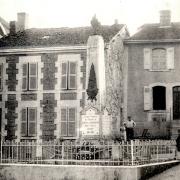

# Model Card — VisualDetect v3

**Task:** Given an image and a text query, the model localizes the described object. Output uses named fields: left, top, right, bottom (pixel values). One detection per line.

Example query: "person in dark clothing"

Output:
left=176, top=135, right=180, bottom=159
left=123, top=116, right=136, bottom=141
left=176, top=135, right=180, bottom=151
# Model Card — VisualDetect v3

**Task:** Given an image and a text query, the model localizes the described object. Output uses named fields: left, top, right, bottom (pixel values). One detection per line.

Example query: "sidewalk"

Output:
left=149, top=164, right=180, bottom=180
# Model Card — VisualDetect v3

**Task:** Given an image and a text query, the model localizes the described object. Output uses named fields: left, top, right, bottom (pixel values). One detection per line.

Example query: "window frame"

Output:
left=60, top=107, right=76, bottom=137
left=151, top=48, right=167, bottom=71
left=22, top=62, right=38, bottom=91
left=21, top=107, right=37, bottom=137
left=152, top=86, right=166, bottom=110
left=144, top=47, right=174, bottom=72
left=61, top=61, right=77, bottom=90
left=144, top=85, right=167, bottom=111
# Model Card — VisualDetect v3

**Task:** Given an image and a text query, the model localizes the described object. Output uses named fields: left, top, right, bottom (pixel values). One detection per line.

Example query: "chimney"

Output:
left=17, top=12, right=29, bottom=31
left=9, top=21, right=16, bottom=34
left=160, top=10, right=171, bottom=27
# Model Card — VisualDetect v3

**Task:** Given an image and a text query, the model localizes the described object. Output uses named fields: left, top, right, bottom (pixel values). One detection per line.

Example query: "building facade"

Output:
left=0, top=13, right=129, bottom=142
left=124, top=10, right=180, bottom=139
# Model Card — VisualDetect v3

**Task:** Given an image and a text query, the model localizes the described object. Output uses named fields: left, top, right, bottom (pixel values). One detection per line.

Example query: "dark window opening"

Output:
left=173, top=86, right=180, bottom=120
left=153, top=86, right=166, bottom=110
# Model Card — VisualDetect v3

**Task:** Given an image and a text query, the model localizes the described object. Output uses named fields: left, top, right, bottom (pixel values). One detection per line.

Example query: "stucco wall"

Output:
left=126, top=43, right=180, bottom=136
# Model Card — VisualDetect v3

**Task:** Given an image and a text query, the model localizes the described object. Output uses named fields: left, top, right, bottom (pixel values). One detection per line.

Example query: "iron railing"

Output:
left=0, top=140, right=176, bottom=166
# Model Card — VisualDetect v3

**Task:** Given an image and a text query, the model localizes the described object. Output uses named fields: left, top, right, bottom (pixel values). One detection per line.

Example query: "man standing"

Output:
left=123, top=116, right=136, bottom=141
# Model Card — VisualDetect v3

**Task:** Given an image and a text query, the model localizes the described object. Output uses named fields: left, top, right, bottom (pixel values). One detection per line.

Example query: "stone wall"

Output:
left=0, top=162, right=178, bottom=180
left=41, top=54, right=57, bottom=90
left=0, top=165, right=140, bottom=180
left=41, top=93, right=57, bottom=141
left=0, top=48, right=87, bottom=141
left=5, top=94, right=18, bottom=140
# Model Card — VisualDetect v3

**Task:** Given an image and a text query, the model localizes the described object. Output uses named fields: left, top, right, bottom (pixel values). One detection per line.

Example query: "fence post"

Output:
left=131, top=140, right=134, bottom=166
left=62, top=141, right=64, bottom=165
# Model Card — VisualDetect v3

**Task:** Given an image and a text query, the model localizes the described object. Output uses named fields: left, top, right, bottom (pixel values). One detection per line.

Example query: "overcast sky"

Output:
left=0, top=0, right=180, bottom=34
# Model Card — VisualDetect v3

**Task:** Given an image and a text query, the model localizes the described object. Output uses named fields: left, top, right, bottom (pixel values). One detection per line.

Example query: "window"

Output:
left=173, top=86, right=180, bottom=120
left=21, top=107, right=37, bottom=137
left=61, top=107, right=76, bottom=137
left=0, top=64, right=3, bottom=91
left=144, top=47, right=174, bottom=71
left=61, top=61, right=77, bottom=90
left=153, top=86, right=166, bottom=110
left=22, top=63, right=38, bottom=90
left=144, top=86, right=166, bottom=111
left=152, top=49, right=166, bottom=70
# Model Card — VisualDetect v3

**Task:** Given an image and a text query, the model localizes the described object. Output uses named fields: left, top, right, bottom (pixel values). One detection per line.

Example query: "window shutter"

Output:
left=0, top=64, right=3, bottom=91
left=68, top=108, right=76, bottom=136
left=61, top=108, right=67, bottom=136
left=167, top=47, right=174, bottom=69
left=28, top=108, right=37, bottom=136
left=69, top=62, right=77, bottom=89
left=144, top=48, right=151, bottom=70
left=144, top=86, right=152, bottom=110
left=29, top=63, right=38, bottom=90
left=61, top=62, right=67, bottom=89
left=21, top=108, right=27, bottom=136
left=22, top=63, right=28, bottom=90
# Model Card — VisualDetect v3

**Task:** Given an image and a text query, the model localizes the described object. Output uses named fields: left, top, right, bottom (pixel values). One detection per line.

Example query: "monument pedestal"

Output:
left=80, top=105, right=112, bottom=140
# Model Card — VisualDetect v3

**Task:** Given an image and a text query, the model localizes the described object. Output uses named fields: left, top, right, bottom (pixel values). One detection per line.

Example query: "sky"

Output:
left=0, top=0, right=180, bottom=35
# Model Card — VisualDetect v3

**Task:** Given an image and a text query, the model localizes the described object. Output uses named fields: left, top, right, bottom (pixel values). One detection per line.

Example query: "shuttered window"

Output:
left=21, top=108, right=27, bottom=136
left=22, top=63, right=38, bottom=90
left=144, top=47, right=174, bottom=71
left=28, top=108, right=37, bottom=136
left=144, top=48, right=151, bottom=70
left=144, top=86, right=152, bottom=110
left=29, top=63, right=38, bottom=90
left=21, top=107, right=37, bottom=137
left=61, top=108, right=67, bottom=136
left=22, top=63, right=28, bottom=90
left=60, top=107, right=76, bottom=137
left=0, top=64, right=3, bottom=91
left=61, top=61, right=77, bottom=90
left=68, top=108, right=76, bottom=136
left=61, top=63, right=68, bottom=89
left=167, top=47, right=174, bottom=69
left=69, top=62, right=77, bottom=89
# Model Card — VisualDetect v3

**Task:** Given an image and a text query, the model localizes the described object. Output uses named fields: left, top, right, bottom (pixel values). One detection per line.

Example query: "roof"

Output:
left=0, top=24, right=125, bottom=47
left=127, top=22, right=180, bottom=41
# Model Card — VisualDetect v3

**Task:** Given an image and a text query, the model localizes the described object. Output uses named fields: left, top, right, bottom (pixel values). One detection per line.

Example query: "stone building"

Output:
left=124, top=9, right=180, bottom=138
left=0, top=13, right=129, bottom=142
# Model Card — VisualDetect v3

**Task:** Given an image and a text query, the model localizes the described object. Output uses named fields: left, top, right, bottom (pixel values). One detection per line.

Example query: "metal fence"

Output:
left=0, top=140, right=177, bottom=166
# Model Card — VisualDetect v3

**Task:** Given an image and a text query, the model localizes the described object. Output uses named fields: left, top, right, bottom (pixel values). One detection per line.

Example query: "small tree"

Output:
left=86, top=63, right=98, bottom=102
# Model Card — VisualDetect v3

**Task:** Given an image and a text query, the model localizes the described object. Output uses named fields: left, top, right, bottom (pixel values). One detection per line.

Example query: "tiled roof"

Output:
left=128, top=23, right=180, bottom=40
left=0, top=24, right=124, bottom=47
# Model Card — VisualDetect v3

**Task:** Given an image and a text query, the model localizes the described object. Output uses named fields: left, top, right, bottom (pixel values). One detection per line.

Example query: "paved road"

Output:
left=149, top=164, right=180, bottom=180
